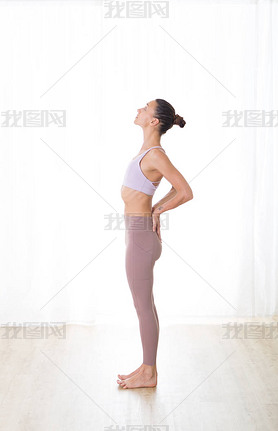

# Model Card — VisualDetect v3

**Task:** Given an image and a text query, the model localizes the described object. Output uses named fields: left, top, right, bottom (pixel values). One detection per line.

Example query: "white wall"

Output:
left=0, top=0, right=277, bottom=325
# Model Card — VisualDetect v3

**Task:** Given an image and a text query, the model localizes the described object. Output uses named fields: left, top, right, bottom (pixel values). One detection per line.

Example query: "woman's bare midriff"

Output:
left=121, top=185, right=153, bottom=216
left=121, top=150, right=164, bottom=216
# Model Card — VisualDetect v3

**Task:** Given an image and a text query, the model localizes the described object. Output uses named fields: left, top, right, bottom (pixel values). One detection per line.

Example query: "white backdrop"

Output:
left=0, top=0, right=277, bottom=326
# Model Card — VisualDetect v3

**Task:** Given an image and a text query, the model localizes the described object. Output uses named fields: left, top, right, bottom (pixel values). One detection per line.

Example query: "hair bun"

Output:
left=173, top=114, right=186, bottom=128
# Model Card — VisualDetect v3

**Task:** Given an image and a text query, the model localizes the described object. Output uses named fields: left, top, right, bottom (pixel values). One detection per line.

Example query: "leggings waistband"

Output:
left=124, top=215, right=153, bottom=231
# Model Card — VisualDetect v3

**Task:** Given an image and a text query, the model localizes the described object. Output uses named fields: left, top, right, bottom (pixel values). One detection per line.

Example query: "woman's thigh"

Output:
left=125, top=230, right=162, bottom=284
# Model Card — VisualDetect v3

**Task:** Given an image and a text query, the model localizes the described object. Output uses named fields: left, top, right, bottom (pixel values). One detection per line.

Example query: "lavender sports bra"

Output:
left=122, top=146, right=166, bottom=196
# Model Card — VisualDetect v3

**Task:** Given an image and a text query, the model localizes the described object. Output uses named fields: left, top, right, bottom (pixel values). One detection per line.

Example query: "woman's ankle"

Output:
left=142, top=363, right=157, bottom=373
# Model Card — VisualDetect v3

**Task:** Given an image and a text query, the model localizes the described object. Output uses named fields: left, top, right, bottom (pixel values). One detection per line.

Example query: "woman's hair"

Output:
left=154, top=98, right=186, bottom=136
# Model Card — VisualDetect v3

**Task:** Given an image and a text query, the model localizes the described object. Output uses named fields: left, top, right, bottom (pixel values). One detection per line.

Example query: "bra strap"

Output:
left=144, top=146, right=165, bottom=154
left=137, top=146, right=166, bottom=161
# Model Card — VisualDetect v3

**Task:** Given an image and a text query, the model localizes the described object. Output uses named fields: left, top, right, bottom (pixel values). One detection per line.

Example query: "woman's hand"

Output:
left=151, top=209, right=162, bottom=242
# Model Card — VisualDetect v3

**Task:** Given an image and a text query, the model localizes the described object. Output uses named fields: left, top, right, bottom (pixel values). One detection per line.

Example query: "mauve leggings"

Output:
left=124, top=215, right=162, bottom=366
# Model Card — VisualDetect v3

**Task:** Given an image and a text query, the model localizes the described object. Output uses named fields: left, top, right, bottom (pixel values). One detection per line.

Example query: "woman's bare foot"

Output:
left=117, top=364, right=157, bottom=389
left=117, top=363, right=144, bottom=380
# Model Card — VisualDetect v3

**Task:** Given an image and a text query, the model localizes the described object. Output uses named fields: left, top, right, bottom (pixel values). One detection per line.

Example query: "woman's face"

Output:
left=134, top=100, right=157, bottom=127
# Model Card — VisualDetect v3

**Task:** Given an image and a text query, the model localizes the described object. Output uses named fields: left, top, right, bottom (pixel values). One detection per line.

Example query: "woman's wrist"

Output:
left=152, top=206, right=163, bottom=215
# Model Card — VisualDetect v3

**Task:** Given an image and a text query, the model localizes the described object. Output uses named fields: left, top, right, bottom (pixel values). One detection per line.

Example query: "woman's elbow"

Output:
left=181, top=191, right=193, bottom=203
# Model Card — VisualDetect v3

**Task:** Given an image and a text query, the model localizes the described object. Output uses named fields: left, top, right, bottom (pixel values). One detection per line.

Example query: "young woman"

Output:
left=118, top=99, right=193, bottom=389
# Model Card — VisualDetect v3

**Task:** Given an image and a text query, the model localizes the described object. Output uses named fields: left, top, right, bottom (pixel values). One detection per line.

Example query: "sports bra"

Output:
left=122, top=146, right=166, bottom=196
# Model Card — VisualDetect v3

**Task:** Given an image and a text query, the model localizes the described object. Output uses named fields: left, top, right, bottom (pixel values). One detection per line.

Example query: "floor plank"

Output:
left=0, top=321, right=277, bottom=431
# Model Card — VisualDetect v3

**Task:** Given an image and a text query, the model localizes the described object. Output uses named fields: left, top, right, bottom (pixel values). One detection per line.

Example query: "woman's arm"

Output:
left=150, top=152, right=193, bottom=216
left=151, top=185, right=192, bottom=240
left=152, top=188, right=192, bottom=216
left=152, top=186, right=177, bottom=213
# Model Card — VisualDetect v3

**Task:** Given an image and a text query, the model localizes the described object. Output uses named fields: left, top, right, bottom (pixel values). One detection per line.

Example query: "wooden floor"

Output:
left=0, top=321, right=277, bottom=431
